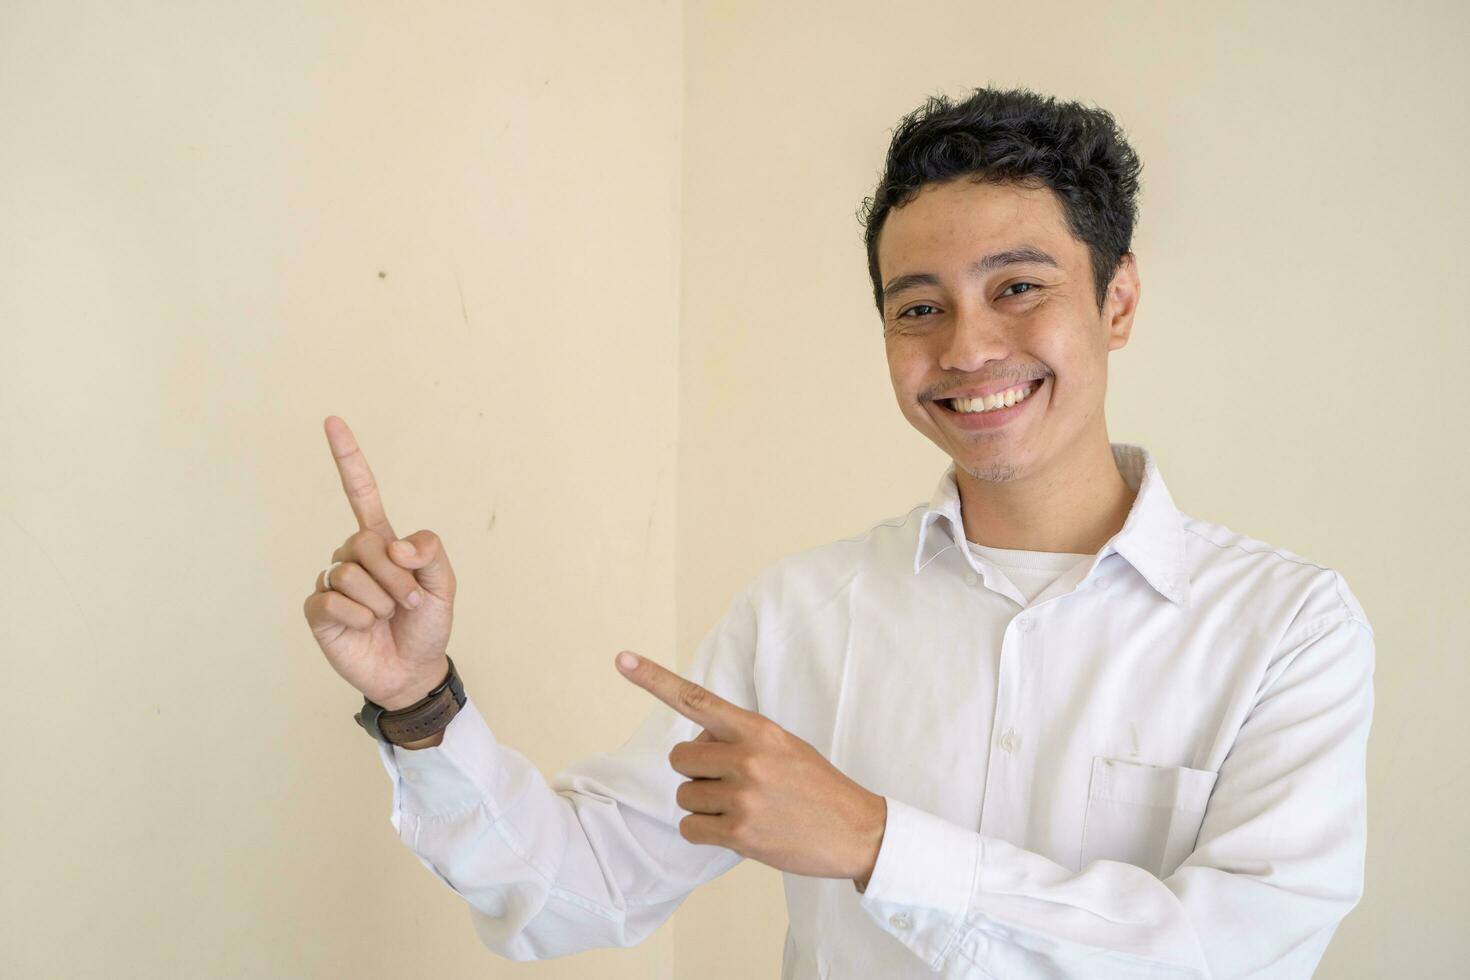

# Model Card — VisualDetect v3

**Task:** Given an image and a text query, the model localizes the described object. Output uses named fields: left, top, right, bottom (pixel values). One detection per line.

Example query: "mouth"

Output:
left=934, top=377, right=1045, bottom=429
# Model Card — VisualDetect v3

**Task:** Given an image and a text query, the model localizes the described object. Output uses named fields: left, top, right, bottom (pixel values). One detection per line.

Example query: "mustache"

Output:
left=928, top=370, right=1051, bottom=400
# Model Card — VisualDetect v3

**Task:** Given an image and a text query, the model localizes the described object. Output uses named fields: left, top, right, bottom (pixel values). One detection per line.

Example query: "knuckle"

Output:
left=323, top=591, right=369, bottom=628
left=344, top=472, right=377, bottom=502
left=348, top=528, right=383, bottom=553
left=321, top=591, right=347, bottom=621
left=677, top=682, right=711, bottom=713
left=752, top=729, right=783, bottom=759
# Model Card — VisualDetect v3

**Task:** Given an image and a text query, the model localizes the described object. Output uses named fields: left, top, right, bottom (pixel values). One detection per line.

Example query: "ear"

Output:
left=1104, top=252, right=1140, bottom=352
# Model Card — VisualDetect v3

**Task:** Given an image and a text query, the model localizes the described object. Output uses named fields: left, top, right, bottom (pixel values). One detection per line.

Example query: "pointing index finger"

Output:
left=616, top=651, right=747, bottom=742
left=323, top=415, right=397, bottom=540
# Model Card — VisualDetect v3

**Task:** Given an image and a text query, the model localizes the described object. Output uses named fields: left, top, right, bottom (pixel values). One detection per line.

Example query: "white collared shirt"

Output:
left=376, top=442, right=1375, bottom=978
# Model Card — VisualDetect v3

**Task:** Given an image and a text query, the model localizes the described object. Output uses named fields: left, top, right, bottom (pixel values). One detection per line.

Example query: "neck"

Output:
left=954, top=435, right=1136, bottom=555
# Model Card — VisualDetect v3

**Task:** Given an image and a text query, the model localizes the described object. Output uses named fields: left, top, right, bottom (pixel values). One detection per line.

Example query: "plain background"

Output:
left=2, top=0, right=1465, bottom=976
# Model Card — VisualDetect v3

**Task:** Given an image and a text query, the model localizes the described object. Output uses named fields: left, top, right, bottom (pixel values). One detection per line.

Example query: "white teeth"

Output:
left=952, top=380, right=1038, bottom=414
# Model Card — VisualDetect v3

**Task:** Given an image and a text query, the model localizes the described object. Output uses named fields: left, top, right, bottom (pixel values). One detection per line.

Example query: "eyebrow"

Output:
left=882, top=246, right=1061, bottom=304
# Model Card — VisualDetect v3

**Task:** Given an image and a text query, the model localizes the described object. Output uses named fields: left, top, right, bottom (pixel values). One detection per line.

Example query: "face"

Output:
left=877, top=178, right=1139, bottom=485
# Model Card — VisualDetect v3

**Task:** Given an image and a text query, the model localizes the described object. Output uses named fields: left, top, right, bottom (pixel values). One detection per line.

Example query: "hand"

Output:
left=301, top=416, right=458, bottom=710
left=614, top=650, right=887, bottom=884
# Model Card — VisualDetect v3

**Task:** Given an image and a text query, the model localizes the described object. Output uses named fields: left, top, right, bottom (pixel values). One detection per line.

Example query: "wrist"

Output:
left=853, top=792, right=887, bottom=891
left=378, top=658, right=451, bottom=710
left=355, top=655, right=464, bottom=748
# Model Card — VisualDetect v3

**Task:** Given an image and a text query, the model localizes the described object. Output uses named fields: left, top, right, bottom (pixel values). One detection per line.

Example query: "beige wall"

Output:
left=1, top=0, right=1464, bottom=976
left=0, top=2, right=683, bottom=977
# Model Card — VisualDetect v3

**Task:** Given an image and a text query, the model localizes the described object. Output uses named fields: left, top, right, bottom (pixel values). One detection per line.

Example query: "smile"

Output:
left=935, top=378, right=1045, bottom=429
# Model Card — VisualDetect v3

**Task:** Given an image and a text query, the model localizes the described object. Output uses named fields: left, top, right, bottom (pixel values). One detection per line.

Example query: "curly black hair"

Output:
left=857, top=86, right=1143, bottom=316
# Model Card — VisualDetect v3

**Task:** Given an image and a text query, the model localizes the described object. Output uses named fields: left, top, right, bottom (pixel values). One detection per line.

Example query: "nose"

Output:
left=937, top=306, right=1012, bottom=374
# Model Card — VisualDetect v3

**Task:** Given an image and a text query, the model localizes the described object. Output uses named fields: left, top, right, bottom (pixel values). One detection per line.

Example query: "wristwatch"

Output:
left=355, top=655, right=466, bottom=747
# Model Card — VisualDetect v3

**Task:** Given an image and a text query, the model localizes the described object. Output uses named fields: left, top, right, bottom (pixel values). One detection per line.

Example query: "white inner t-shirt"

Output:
left=965, top=540, right=1094, bottom=606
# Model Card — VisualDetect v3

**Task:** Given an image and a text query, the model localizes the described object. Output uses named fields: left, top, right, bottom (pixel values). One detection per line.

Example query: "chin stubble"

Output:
left=961, top=460, right=1022, bottom=484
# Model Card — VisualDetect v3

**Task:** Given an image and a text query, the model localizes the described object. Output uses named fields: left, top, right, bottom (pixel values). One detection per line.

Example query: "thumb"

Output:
left=388, top=530, right=456, bottom=598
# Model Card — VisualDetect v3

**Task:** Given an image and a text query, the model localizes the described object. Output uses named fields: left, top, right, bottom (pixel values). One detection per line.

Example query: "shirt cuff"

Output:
left=373, top=694, right=504, bottom=818
left=856, top=796, right=980, bottom=969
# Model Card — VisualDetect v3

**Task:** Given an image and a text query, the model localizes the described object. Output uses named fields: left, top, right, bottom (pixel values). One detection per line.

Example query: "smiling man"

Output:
left=318, top=86, right=1375, bottom=979
left=879, top=177, right=1139, bottom=557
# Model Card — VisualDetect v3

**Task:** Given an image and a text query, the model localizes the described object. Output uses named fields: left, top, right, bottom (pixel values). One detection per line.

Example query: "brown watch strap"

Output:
left=376, top=663, right=463, bottom=745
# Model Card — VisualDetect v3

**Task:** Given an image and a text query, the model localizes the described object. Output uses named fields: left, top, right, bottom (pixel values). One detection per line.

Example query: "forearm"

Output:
left=382, top=696, right=741, bottom=959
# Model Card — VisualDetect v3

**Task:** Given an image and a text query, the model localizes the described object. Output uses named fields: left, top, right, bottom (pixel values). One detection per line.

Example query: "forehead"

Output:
left=877, top=178, right=1079, bottom=273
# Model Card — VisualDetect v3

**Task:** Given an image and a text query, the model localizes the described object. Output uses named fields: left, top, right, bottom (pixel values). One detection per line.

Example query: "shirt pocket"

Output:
left=1078, top=755, right=1219, bottom=879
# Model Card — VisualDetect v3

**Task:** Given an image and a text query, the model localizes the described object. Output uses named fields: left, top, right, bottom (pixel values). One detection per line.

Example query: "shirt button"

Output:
left=1016, top=617, right=1034, bottom=632
left=402, top=769, right=420, bottom=783
left=1000, top=730, right=1021, bottom=753
left=1096, top=577, right=1111, bottom=589
left=964, top=571, right=979, bottom=586
left=889, top=912, right=912, bottom=929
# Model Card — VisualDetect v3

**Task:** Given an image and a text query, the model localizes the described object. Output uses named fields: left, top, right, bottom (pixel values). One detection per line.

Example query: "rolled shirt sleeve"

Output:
left=373, top=589, right=760, bottom=960
left=857, top=611, right=1375, bottom=979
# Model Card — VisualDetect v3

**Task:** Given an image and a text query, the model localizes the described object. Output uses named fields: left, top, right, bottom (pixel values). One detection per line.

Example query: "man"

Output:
left=303, top=86, right=1374, bottom=978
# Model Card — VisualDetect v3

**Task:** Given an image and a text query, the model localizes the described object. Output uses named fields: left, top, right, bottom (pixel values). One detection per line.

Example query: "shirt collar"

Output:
left=913, top=442, right=1191, bottom=607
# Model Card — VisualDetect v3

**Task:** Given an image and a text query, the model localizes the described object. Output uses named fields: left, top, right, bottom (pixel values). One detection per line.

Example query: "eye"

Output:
left=1003, top=282, right=1041, bottom=297
left=898, top=304, right=939, bottom=319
